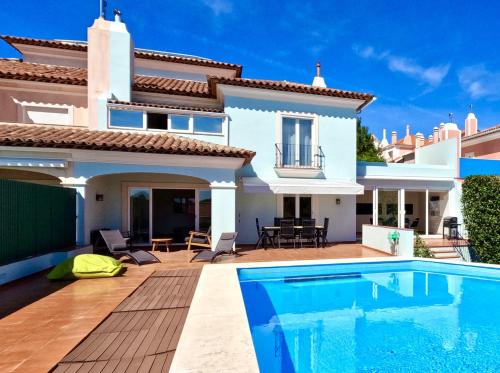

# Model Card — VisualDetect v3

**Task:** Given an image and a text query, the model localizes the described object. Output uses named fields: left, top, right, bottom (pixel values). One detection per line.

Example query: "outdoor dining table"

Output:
left=256, top=225, right=325, bottom=249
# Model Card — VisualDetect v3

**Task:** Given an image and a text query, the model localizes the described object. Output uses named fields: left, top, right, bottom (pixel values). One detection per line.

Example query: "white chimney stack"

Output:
left=465, top=112, right=478, bottom=137
left=312, top=61, right=327, bottom=88
left=87, top=9, right=133, bottom=130
left=415, top=132, right=424, bottom=148
left=379, top=128, right=389, bottom=148
left=391, top=131, right=397, bottom=144
left=433, top=127, right=439, bottom=143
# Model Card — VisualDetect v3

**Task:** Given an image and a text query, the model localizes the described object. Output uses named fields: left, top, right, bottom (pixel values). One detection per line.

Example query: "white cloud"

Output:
left=202, top=0, right=233, bottom=16
left=458, top=64, right=500, bottom=100
left=353, top=45, right=450, bottom=87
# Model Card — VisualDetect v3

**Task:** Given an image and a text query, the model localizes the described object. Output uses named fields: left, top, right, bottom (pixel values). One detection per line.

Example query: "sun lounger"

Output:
left=99, top=230, right=160, bottom=265
left=190, top=232, right=238, bottom=263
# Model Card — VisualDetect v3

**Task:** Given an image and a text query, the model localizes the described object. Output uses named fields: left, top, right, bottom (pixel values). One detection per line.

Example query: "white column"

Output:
left=60, top=177, right=88, bottom=245
left=425, top=189, right=429, bottom=236
left=373, top=188, right=379, bottom=225
left=210, top=181, right=237, bottom=250
left=399, top=188, right=405, bottom=228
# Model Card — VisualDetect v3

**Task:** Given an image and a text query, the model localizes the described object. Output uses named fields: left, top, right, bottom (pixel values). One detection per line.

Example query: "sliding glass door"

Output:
left=129, top=188, right=150, bottom=243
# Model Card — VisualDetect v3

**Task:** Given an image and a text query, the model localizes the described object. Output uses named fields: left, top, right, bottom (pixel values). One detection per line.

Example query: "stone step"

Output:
left=432, top=251, right=461, bottom=259
left=429, top=246, right=456, bottom=253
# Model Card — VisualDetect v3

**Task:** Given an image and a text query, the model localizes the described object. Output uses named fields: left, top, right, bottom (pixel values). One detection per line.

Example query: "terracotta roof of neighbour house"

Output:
left=207, top=76, right=375, bottom=110
left=1, top=36, right=243, bottom=76
left=0, top=123, right=255, bottom=163
left=133, top=75, right=210, bottom=97
left=462, top=124, right=500, bottom=140
left=108, top=100, right=223, bottom=113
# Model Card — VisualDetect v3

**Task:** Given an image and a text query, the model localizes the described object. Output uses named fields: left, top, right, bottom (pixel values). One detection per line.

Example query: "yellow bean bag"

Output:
left=47, top=254, right=123, bottom=280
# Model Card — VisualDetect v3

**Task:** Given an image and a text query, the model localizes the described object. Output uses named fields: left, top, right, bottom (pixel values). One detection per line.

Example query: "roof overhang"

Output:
left=215, top=84, right=368, bottom=111
left=241, top=176, right=364, bottom=195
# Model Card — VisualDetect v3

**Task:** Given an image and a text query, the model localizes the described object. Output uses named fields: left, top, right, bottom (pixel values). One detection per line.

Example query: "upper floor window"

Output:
left=109, top=109, right=144, bottom=129
left=193, top=116, right=223, bottom=134
left=108, top=107, right=224, bottom=135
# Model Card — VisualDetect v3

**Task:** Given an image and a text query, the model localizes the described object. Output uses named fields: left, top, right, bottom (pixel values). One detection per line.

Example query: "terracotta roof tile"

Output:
left=462, top=124, right=500, bottom=140
left=133, top=75, right=210, bottom=97
left=208, top=76, right=374, bottom=109
left=1, top=35, right=243, bottom=76
left=0, top=123, right=255, bottom=163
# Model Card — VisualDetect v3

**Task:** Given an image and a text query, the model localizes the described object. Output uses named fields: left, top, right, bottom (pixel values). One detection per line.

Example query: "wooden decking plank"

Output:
left=52, top=363, right=71, bottom=373
left=121, top=329, right=150, bottom=359
left=132, top=309, right=174, bottom=358
left=144, top=308, right=179, bottom=355
left=84, top=332, right=122, bottom=362
left=110, top=357, right=132, bottom=373
left=75, top=361, right=98, bottom=373
left=61, top=362, right=84, bottom=373
left=154, top=307, right=186, bottom=354
left=62, top=333, right=101, bottom=362
left=87, top=360, right=108, bottom=373
left=106, top=330, right=141, bottom=361
left=167, top=308, right=190, bottom=351
left=135, top=355, right=156, bottom=373
left=97, top=332, right=129, bottom=362
left=96, top=358, right=120, bottom=373
left=149, top=353, right=168, bottom=373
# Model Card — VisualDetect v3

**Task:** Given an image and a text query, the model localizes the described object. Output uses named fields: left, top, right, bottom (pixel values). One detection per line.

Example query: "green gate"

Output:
left=0, top=179, right=76, bottom=266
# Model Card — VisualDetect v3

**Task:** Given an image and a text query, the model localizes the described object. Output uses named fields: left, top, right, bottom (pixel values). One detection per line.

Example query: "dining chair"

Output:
left=321, top=217, right=330, bottom=247
left=300, top=219, right=316, bottom=247
left=278, top=219, right=296, bottom=248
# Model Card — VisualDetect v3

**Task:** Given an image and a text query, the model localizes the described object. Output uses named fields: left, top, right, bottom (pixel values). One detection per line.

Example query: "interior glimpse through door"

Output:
left=129, top=188, right=150, bottom=243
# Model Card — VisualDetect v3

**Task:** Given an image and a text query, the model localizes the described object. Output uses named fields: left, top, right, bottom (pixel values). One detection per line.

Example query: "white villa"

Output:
left=0, top=12, right=465, bottom=257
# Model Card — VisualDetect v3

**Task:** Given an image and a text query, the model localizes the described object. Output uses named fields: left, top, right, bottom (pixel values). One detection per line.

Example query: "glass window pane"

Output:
left=193, top=116, right=223, bottom=133
left=379, top=190, right=398, bottom=227
left=299, top=196, right=312, bottom=219
left=199, top=190, right=211, bottom=231
left=282, top=118, right=296, bottom=166
left=283, top=196, right=296, bottom=218
left=109, top=109, right=143, bottom=128
left=299, top=119, right=312, bottom=166
left=170, top=115, right=190, bottom=131
left=129, top=188, right=150, bottom=243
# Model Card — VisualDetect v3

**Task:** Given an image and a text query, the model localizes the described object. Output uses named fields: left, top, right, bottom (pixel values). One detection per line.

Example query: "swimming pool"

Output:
left=238, top=260, right=500, bottom=372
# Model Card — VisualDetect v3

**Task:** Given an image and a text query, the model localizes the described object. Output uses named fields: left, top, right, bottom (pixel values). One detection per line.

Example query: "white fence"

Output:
left=362, top=224, right=414, bottom=256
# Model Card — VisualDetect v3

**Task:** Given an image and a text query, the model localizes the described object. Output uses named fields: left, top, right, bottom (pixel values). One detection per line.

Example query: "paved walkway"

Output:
left=0, top=243, right=388, bottom=372
left=53, top=268, right=201, bottom=373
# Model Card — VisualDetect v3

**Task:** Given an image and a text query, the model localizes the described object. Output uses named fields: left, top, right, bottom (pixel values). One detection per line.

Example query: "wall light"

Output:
left=96, top=194, right=104, bottom=202
left=336, top=198, right=341, bottom=205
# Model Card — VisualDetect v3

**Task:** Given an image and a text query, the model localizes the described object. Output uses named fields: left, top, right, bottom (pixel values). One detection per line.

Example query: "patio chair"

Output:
left=255, top=218, right=274, bottom=249
left=278, top=219, right=296, bottom=248
left=190, top=232, right=238, bottom=263
left=410, top=218, right=420, bottom=229
left=321, top=217, right=330, bottom=247
left=299, top=219, right=317, bottom=248
left=185, top=227, right=211, bottom=251
left=99, top=230, right=160, bottom=265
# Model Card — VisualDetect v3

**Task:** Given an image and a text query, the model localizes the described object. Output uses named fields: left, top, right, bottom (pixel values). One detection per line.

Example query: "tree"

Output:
left=356, top=118, right=384, bottom=162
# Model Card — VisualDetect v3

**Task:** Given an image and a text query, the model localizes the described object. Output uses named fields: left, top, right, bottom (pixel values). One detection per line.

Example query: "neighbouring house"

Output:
left=0, top=11, right=468, bottom=268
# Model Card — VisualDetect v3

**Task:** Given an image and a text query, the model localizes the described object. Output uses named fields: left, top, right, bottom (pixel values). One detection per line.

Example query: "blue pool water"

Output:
left=238, top=261, right=500, bottom=372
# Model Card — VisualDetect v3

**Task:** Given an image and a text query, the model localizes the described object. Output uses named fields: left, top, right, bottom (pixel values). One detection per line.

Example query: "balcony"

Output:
left=275, top=143, right=324, bottom=177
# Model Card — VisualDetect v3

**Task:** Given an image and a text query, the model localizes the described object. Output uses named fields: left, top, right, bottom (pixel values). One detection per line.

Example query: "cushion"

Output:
left=47, top=254, right=123, bottom=280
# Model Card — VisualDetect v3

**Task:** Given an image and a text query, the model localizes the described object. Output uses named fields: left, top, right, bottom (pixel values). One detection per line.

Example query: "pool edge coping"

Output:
left=169, top=256, right=500, bottom=372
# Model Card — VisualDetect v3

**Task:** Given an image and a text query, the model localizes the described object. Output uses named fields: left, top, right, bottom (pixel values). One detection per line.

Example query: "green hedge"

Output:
left=461, top=176, right=500, bottom=264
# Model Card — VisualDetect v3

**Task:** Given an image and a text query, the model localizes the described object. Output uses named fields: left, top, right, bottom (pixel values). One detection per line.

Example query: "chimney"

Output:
left=379, top=128, right=389, bottom=148
left=391, top=130, right=397, bottom=144
left=439, top=123, right=445, bottom=141
left=415, top=132, right=424, bottom=148
left=87, top=9, right=133, bottom=130
left=404, top=124, right=412, bottom=144
left=465, top=112, right=478, bottom=137
left=433, top=127, right=439, bottom=143
left=428, top=134, right=433, bottom=142
left=311, top=61, right=327, bottom=88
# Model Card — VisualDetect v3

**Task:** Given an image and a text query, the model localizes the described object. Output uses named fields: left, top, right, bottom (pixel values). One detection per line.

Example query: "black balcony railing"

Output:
left=275, top=143, right=324, bottom=169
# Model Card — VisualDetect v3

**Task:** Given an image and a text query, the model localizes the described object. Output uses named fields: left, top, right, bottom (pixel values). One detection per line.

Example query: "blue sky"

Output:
left=1, top=0, right=499, bottom=139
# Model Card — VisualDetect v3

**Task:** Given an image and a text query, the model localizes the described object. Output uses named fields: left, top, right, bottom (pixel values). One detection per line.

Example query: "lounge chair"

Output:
left=99, top=230, right=160, bottom=265
left=190, top=232, right=238, bottom=263
left=185, top=227, right=211, bottom=251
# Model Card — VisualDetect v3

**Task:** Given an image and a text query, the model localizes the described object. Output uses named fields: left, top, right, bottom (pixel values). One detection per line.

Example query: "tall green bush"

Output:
left=461, top=176, right=500, bottom=264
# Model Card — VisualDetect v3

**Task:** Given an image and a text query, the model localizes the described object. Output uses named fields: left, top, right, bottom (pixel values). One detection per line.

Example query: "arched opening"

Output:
left=86, top=172, right=212, bottom=245
left=0, top=168, right=61, bottom=186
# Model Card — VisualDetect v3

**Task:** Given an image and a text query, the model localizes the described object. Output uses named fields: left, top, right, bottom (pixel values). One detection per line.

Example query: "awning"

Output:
left=241, top=177, right=364, bottom=195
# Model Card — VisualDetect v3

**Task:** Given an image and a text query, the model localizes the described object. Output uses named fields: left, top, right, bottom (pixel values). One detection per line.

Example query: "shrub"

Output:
left=414, top=232, right=434, bottom=258
left=461, top=176, right=500, bottom=264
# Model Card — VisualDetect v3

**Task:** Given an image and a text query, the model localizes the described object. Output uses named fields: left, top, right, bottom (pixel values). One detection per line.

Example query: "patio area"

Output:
left=0, top=243, right=389, bottom=372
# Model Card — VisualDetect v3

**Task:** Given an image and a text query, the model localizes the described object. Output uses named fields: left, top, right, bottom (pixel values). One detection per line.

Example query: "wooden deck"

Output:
left=52, top=268, right=201, bottom=373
